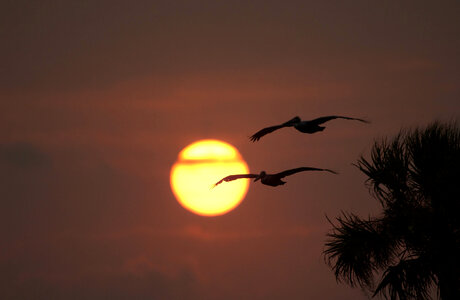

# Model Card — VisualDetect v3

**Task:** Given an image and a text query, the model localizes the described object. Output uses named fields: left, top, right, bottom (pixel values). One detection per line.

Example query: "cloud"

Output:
left=97, top=224, right=313, bottom=242
left=0, top=267, right=197, bottom=300
left=0, top=142, right=50, bottom=169
left=179, top=224, right=312, bottom=241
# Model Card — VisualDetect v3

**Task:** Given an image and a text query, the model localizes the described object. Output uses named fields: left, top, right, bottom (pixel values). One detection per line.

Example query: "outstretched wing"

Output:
left=213, top=174, right=258, bottom=187
left=311, top=115, right=370, bottom=125
left=249, top=125, right=287, bottom=142
left=276, top=167, right=338, bottom=178
left=249, top=116, right=301, bottom=142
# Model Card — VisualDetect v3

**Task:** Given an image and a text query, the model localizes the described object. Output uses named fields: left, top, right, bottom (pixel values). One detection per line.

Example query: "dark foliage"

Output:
left=324, top=122, right=460, bottom=299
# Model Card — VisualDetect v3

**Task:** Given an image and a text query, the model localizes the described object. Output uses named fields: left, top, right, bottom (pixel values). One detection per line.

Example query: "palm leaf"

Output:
left=324, top=213, right=396, bottom=289
left=373, top=257, right=435, bottom=300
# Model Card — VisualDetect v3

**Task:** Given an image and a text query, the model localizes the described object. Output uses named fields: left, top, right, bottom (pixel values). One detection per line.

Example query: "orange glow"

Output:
left=170, top=139, right=250, bottom=216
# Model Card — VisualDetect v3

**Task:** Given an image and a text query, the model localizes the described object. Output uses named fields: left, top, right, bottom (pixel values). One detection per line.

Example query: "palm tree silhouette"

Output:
left=324, top=122, right=460, bottom=299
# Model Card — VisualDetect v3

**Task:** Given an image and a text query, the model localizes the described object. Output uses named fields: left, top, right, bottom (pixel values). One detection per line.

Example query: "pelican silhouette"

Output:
left=213, top=167, right=337, bottom=188
left=249, top=115, right=370, bottom=142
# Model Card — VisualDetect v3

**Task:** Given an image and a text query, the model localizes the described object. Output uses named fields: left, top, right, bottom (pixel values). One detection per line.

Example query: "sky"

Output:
left=1, top=1, right=459, bottom=299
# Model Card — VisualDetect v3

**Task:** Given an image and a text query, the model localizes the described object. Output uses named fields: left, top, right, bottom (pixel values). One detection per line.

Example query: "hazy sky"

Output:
left=1, top=1, right=459, bottom=299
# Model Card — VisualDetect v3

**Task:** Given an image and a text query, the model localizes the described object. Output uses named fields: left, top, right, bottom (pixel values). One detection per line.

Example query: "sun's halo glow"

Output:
left=170, top=139, right=249, bottom=216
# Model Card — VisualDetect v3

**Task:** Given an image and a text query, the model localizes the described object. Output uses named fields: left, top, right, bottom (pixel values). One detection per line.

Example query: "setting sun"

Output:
left=170, top=139, right=250, bottom=216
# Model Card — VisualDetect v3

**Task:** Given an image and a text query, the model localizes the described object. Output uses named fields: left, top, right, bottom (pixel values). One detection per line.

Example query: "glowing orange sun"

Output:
left=170, top=139, right=250, bottom=216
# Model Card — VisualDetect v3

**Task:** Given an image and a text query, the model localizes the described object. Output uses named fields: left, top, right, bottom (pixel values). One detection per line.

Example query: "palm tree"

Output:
left=324, top=122, right=460, bottom=299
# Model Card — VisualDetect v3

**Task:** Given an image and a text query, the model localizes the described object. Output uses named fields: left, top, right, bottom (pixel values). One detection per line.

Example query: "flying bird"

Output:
left=249, top=115, right=370, bottom=142
left=213, top=167, right=337, bottom=188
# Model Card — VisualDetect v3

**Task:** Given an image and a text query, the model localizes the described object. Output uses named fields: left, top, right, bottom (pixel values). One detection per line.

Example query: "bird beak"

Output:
left=254, top=176, right=260, bottom=182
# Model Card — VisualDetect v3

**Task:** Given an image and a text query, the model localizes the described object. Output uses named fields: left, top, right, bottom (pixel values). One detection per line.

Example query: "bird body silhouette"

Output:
left=250, top=115, right=369, bottom=142
left=213, top=167, right=337, bottom=188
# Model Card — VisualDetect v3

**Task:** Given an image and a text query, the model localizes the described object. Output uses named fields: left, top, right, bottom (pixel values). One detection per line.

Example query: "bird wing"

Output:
left=249, top=125, right=287, bottom=142
left=276, top=167, right=338, bottom=178
left=311, top=115, right=370, bottom=125
left=249, top=116, right=301, bottom=142
left=213, top=174, right=258, bottom=187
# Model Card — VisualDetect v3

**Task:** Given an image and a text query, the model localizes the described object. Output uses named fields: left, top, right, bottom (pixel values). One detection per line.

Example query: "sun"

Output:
left=170, top=139, right=250, bottom=216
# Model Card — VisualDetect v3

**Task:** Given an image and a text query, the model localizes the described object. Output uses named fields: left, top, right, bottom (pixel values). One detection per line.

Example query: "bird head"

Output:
left=254, top=171, right=266, bottom=182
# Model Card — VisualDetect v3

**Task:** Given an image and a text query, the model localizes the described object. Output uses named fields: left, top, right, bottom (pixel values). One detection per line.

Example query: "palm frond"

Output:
left=355, top=134, right=411, bottom=208
left=373, top=257, right=435, bottom=300
left=407, top=121, right=460, bottom=211
left=324, top=213, right=396, bottom=289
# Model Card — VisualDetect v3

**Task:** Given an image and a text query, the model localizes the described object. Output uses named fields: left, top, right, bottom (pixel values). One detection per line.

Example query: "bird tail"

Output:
left=282, top=116, right=301, bottom=126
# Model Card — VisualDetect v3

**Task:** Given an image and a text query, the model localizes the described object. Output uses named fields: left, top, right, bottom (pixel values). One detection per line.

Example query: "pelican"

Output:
left=249, top=115, right=370, bottom=142
left=213, top=167, right=337, bottom=188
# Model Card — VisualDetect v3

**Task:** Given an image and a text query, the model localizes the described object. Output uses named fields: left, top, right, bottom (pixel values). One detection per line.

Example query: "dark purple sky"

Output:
left=1, top=1, right=459, bottom=299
